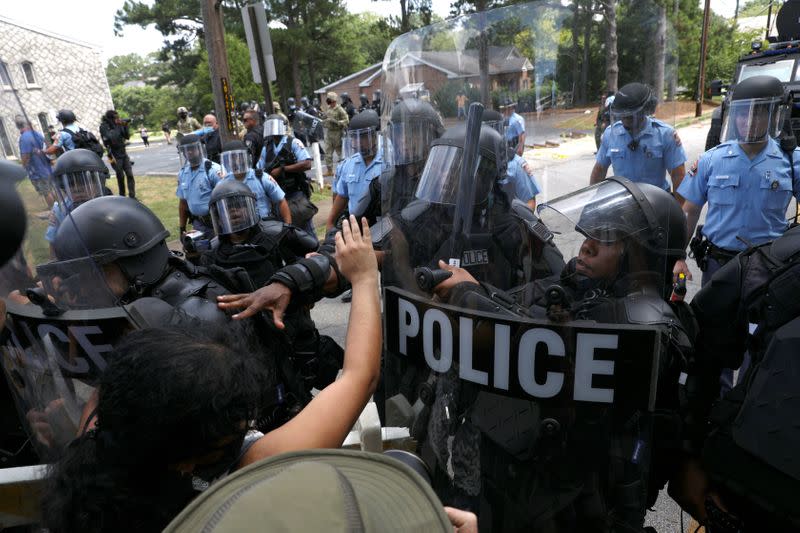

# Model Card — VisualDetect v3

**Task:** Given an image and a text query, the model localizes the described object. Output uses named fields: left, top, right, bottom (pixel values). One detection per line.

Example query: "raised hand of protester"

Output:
left=216, top=283, right=292, bottom=327
left=335, top=215, right=377, bottom=286
left=432, top=260, right=478, bottom=300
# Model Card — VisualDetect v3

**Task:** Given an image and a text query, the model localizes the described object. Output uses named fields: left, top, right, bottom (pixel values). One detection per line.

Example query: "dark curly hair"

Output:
left=41, top=325, right=269, bottom=532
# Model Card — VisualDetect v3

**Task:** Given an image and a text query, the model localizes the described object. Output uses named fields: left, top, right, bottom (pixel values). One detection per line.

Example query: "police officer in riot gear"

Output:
left=428, top=177, right=690, bottom=532
left=44, top=148, right=109, bottom=257
left=327, top=109, right=384, bottom=231
left=670, top=224, right=800, bottom=531
left=48, top=195, right=310, bottom=426
left=341, top=92, right=356, bottom=119
left=358, top=93, right=370, bottom=112
left=349, top=97, right=444, bottom=226
left=200, top=180, right=341, bottom=392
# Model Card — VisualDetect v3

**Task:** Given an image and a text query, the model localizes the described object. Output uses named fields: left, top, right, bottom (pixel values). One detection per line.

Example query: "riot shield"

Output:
left=0, top=83, right=146, bottom=465
left=377, top=3, right=681, bottom=530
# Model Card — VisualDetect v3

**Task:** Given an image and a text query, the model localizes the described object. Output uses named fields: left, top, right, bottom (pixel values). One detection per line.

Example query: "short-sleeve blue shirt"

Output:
left=595, top=118, right=686, bottom=190
left=257, top=136, right=311, bottom=170
left=176, top=159, right=223, bottom=216
left=222, top=170, right=285, bottom=218
left=19, top=129, right=52, bottom=180
left=334, top=151, right=386, bottom=213
left=45, top=201, right=70, bottom=243
left=500, top=154, right=540, bottom=201
left=505, top=112, right=525, bottom=143
left=55, top=124, right=79, bottom=151
left=677, top=138, right=800, bottom=251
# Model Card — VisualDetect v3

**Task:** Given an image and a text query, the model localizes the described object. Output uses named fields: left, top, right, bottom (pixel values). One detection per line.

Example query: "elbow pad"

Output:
left=269, top=254, right=331, bottom=306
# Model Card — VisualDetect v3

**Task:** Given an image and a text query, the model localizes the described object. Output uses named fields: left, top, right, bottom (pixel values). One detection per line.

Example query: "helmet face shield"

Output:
left=210, top=195, right=260, bottom=235
left=263, top=118, right=287, bottom=137
left=386, top=122, right=438, bottom=165
left=221, top=150, right=251, bottom=176
left=343, top=127, right=378, bottom=159
left=415, top=145, right=498, bottom=205
left=55, top=171, right=104, bottom=206
left=721, top=97, right=787, bottom=144
left=178, top=141, right=206, bottom=167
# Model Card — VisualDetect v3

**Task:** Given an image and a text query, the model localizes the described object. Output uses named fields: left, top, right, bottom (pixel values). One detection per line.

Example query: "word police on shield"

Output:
left=384, top=288, right=661, bottom=411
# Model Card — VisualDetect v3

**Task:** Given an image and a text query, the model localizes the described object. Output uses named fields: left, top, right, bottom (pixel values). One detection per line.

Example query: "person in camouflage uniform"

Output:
left=322, top=91, right=349, bottom=177
left=176, top=107, right=202, bottom=135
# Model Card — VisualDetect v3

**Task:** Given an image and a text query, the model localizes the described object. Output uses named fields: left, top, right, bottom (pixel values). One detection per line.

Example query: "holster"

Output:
left=688, top=225, right=710, bottom=272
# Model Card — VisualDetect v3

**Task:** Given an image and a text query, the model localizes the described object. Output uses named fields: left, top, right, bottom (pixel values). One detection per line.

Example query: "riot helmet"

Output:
left=481, top=109, right=506, bottom=138
left=538, top=177, right=687, bottom=297
left=385, top=99, right=445, bottom=166
left=372, top=90, right=381, bottom=104
left=56, top=109, right=76, bottom=125
left=415, top=123, right=507, bottom=206
left=610, top=83, right=656, bottom=135
left=300, top=96, right=310, bottom=108
left=722, top=75, right=788, bottom=144
left=263, top=114, right=287, bottom=141
left=312, top=97, right=320, bottom=108
left=341, top=92, right=350, bottom=104
left=0, top=160, right=28, bottom=269
left=359, top=93, right=369, bottom=107
left=287, top=97, right=296, bottom=110
left=51, top=148, right=106, bottom=206
left=50, top=196, right=170, bottom=305
left=220, top=140, right=250, bottom=177
left=344, top=109, right=380, bottom=159
left=209, top=180, right=260, bottom=237
left=178, top=134, right=206, bottom=168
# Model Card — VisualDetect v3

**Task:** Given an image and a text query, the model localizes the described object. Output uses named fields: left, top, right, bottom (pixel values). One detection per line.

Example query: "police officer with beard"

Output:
left=430, top=177, right=691, bottom=532
left=200, top=180, right=342, bottom=393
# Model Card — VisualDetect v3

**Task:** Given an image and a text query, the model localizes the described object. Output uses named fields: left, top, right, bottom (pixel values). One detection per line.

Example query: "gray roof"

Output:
left=402, top=46, right=532, bottom=78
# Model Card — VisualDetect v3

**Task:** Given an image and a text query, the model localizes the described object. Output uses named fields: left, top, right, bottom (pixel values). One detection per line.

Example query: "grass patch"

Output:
left=18, top=173, right=333, bottom=266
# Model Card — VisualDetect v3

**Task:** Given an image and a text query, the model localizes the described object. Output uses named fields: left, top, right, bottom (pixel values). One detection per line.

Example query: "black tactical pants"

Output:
left=112, top=153, right=136, bottom=199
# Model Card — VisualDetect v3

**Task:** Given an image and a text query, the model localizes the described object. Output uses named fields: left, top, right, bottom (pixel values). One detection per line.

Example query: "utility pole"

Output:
left=696, top=0, right=711, bottom=117
left=202, top=0, right=236, bottom=142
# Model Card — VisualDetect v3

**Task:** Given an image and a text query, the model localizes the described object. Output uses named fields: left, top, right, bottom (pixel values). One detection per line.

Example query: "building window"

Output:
left=0, top=62, right=11, bottom=88
left=21, top=62, right=37, bottom=86
left=0, top=119, right=15, bottom=158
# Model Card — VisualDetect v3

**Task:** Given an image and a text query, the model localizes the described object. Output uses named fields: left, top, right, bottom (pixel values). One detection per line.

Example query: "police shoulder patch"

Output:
left=521, top=161, right=533, bottom=176
left=672, top=131, right=682, bottom=147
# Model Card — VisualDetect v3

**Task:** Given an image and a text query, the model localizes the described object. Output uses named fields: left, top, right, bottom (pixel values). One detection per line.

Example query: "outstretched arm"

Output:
left=241, top=216, right=380, bottom=461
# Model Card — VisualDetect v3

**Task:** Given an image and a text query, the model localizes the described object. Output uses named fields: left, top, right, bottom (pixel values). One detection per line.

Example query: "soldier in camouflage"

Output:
left=322, top=91, right=349, bottom=178
left=176, top=107, right=202, bottom=135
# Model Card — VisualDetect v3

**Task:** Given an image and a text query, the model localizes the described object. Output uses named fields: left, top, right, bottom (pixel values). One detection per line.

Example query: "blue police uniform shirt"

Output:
left=45, top=201, right=71, bottom=243
left=677, top=137, right=800, bottom=251
left=55, top=124, right=79, bottom=151
left=19, top=129, right=52, bottom=180
left=334, top=151, right=386, bottom=214
left=222, top=170, right=285, bottom=218
left=176, top=159, right=223, bottom=216
left=596, top=117, right=686, bottom=190
left=505, top=112, right=525, bottom=143
left=257, top=135, right=311, bottom=170
left=500, top=154, right=540, bottom=201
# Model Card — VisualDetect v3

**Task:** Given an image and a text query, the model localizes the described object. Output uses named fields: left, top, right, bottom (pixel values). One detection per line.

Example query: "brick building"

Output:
left=0, top=15, right=113, bottom=160
left=315, top=46, right=532, bottom=112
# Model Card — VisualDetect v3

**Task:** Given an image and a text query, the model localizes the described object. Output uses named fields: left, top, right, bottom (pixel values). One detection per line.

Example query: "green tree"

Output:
left=106, top=53, right=150, bottom=86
